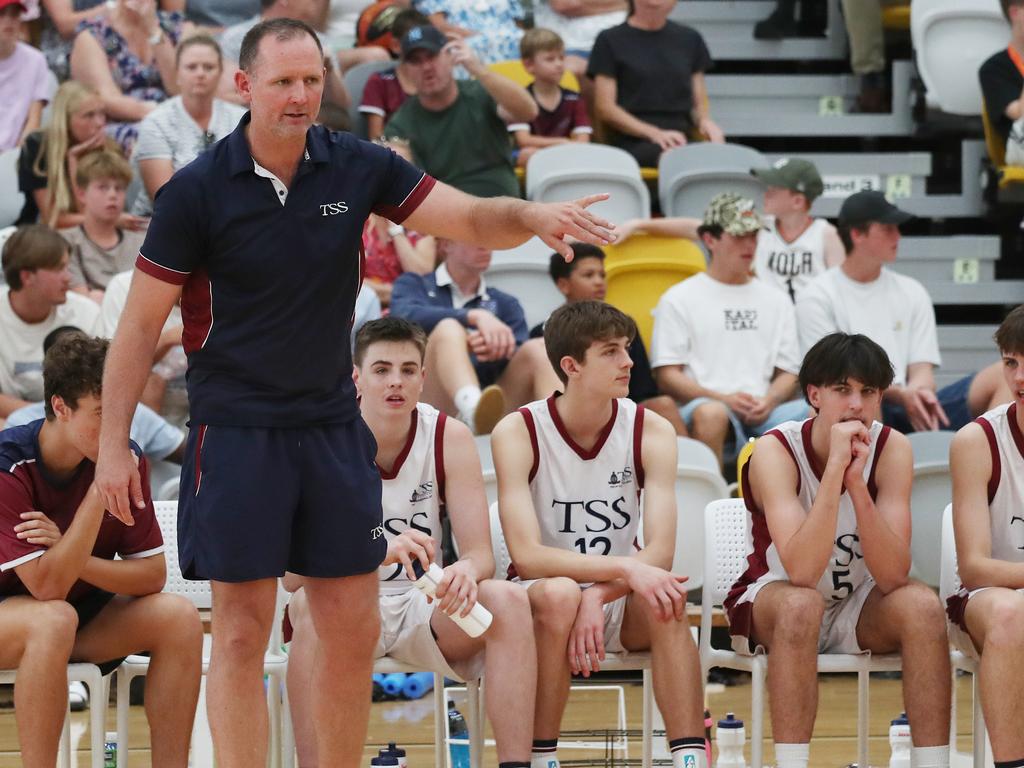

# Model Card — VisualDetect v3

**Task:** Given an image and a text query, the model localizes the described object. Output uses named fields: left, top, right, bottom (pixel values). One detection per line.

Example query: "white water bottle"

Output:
left=412, top=561, right=493, bottom=637
left=716, top=712, right=746, bottom=768
left=889, top=712, right=911, bottom=768
left=378, top=742, right=408, bottom=768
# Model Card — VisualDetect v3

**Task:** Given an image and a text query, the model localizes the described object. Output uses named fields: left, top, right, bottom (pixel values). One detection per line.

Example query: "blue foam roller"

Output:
left=381, top=673, right=407, bottom=696
left=401, top=672, right=434, bottom=699
left=372, top=673, right=386, bottom=686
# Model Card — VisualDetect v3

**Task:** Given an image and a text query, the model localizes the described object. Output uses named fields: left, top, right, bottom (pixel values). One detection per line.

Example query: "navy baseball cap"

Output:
left=401, top=25, right=446, bottom=59
left=837, top=190, right=913, bottom=226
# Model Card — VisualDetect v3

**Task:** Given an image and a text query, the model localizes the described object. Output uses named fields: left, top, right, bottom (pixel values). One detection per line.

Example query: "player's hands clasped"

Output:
left=383, top=529, right=436, bottom=580
left=568, top=588, right=606, bottom=677
left=467, top=309, right=517, bottom=361
left=827, top=420, right=871, bottom=486
left=14, top=510, right=62, bottom=548
left=624, top=561, right=688, bottom=622
left=435, top=560, right=479, bottom=618
left=94, top=448, right=141, bottom=526
left=523, top=194, right=616, bottom=261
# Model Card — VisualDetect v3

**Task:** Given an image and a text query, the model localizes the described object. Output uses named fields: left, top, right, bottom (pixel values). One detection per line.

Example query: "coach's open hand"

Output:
left=523, top=193, right=617, bottom=261
left=95, top=445, right=144, bottom=526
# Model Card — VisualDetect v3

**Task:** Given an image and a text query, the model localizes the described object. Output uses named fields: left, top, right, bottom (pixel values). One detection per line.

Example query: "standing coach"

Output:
left=94, top=17, right=614, bottom=768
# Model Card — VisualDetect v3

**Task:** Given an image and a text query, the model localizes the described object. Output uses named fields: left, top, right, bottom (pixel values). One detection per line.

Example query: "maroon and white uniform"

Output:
left=946, top=402, right=1024, bottom=653
left=725, top=417, right=891, bottom=655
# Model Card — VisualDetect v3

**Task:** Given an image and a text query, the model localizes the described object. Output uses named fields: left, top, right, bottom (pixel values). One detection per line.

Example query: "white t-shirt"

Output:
left=754, top=216, right=830, bottom=303
left=0, top=287, right=99, bottom=402
left=795, top=267, right=940, bottom=388
left=131, top=96, right=246, bottom=215
left=532, top=1, right=626, bottom=53
left=650, top=272, right=801, bottom=398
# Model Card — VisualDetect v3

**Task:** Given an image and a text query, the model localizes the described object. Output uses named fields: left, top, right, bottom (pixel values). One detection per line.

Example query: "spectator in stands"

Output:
left=132, top=34, right=246, bottom=215
left=69, top=0, right=191, bottom=152
left=587, top=0, right=724, bottom=168
left=60, top=150, right=146, bottom=302
left=981, top=0, right=1024, bottom=164
left=531, top=243, right=688, bottom=436
left=751, top=0, right=826, bottom=39
left=0, top=0, right=54, bottom=153
left=0, top=225, right=99, bottom=419
left=509, top=27, right=592, bottom=168
left=418, top=0, right=524, bottom=66
left=4, top=325, right=185, bottom=463
left=362, top=139, right=436, bottom=307
left=842, top=0, right=905, bottom=113
left=532, top=0, right=627, bottom=69
left=390, top=237, right=561, bottom=434
left=796, top=190, right=1011, bottom=434
left=650, top=193, right=806, bottom=468
left=358, top=7, right=430, bottom=140
left=617, top=157, right=844, bottom=303
left=384, top=25, right=535, bottom=198
left=0, top=332, right=201, bottom=768
left=321, top=0, right=392, bottom=72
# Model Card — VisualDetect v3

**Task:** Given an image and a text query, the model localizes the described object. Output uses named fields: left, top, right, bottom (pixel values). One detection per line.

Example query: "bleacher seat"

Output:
left=658, top=142, right=767, bottom=219
left=889, top=236, right=1024, bottom=305
left=935, top=326, right=998, bottom=391
left=487, top=59, right=579, bottom=91
left=603, top=235, right=705, bottom=349
left=0, top=149, right=24, bottom=228
left=525, top=144, right=651, bottom=225
left=981, top=98, right=1024, bottom=194
left=911, top=0, right=1007, bottom=116
left=343, top=59, right=394, bottom=139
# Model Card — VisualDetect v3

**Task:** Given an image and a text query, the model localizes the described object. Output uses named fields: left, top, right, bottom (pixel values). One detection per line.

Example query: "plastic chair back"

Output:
left=703, top=498, right=752, bottom=608
left=658, top=143, right=768, bottom=219
left=911, top=0, right=1007, bottom=115
left=907, top=430, right=954, bottom=587
left=343, top=59, right=395, bottom=138
left=489, top=501, right=513, bottom=581
left=981, top=97, right=1007, bottom=166
left=672, top=439, right=729, bottom=589
left=0, top=149, right=24, bottom=228
left=153, top=500, right=212, bottom=609
left=939, top=503, right=961, bottom=600
left=603, top=235, right=706, bottom=349
left=488, top=59, right=580, bottom=91
left=485, top=259, right=565, bottom=329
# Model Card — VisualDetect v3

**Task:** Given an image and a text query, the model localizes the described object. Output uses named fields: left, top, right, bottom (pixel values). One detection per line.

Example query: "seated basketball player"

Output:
left=492, top=301, right=705, bottom=768
left=0, top=334, right=201, bottom=768
left=285, top=317, right=536, bottom=768
left=727, top=332, right=950, bottom=768
left=947, top=304, right=1024, bottom=765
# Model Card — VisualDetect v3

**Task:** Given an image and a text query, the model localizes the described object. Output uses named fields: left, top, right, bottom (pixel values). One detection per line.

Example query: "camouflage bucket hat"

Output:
left=703, top=193, right=762, bottom=236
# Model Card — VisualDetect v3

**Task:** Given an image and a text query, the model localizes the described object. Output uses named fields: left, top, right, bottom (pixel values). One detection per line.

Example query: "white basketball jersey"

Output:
left=975, top=402, right=1024, bottom=562
left=754, top=216, right=829, bottom=303
left=517, top=395, right=644, bottom=566
left=727, top=418, right=891, bottom=607
left=377, top=403, right=447, bottom=595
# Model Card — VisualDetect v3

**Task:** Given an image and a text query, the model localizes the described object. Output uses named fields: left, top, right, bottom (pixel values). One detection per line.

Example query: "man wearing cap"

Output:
left=0, top=0, right=53, bottom=152
left=650, top=192, right=806, bottom=467
left=383, top=25, right=537, bottom=198
left=796, top=190, right=1010, bottom=433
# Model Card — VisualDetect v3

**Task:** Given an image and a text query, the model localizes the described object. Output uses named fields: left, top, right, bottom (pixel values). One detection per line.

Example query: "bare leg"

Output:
left=962, top=588, right=1024, bottom=760
left=642, top=395, right=688, bottom=437
left=422, top=318, right=479, bottom=415
left=618, top=594, right=703, bottom=738
left=208, top=579, right=278, bottom=768
left=967, top=362, right=1012, bottom=416
left=855, top=581, right=950, bottom=746
left=526, top=578, right=582, bottom=739
left=73, top=593, right=203, bottom=768
left=283, top=588, right=321, bottom=767
left=303, top=572, right=380, bottom=768
left=496, top=338, right=562, bottom=410
left=689, top=400, right=732, bottom=469
left=0, top=598, right=79, bottom=768
left=433, top=580, right=536, bottom=762
left=749, top=582, right=825, bottom=743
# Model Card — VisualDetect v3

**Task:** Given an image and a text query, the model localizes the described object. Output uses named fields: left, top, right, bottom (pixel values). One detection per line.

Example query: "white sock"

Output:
left=775, top=742, right=810, bottom=768
left=670, top=740, right=708, bottom=768
left=530, top=754, right=558, bottom=768
left=912, top=745, right=950, bottom=768
left=454, top=385, right=482, bottom=423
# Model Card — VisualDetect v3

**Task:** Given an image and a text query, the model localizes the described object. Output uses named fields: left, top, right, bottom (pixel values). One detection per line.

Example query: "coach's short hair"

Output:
left=995, top=304, right=1024, bottom=356
left=798, top=332, right=895, bottom=404
left=239, top=17, right=323, bottom=73
left=548, top=243, right=605, bottom=283
left=543, top=300, right=636, bottom=384
left=354, top=316, right=428, bottom=366
left=1001, top=0, right=1024, bottom=21
left=43, top=334, right=109, bottom=419
left=2, top=224, right=69, bottom=290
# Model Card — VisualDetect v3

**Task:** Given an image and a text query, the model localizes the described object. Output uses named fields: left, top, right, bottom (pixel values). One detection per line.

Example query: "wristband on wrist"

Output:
left=387, top=223, right=405, bottom=237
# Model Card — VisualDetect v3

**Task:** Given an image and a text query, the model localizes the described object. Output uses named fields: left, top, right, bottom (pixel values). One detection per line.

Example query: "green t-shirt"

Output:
left=385, top=80, right=520, bottom=199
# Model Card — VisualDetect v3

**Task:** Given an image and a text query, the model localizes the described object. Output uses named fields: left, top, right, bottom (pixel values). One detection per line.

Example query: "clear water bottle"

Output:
left=379, top=742, right=408, bottom=768
left=447, top=701, right=471, bottom=768
left=889, top=713, right=911, bottom=768
left=716, top=712, right=746, bottom=768
left=104, top=731, right=118, bottom=767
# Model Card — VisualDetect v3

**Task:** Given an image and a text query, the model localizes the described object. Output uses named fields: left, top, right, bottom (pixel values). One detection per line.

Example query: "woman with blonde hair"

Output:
left=16, top=80, right=147, bottom=230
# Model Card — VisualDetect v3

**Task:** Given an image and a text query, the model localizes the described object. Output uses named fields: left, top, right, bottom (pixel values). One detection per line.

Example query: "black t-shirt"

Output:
left=586, top=20, right=712, bottom=134
left=980, top=48, right=1022, bottom=145
left=16, top=131, right=46, bottom=225
left=529, top=320, right=660, bottom=403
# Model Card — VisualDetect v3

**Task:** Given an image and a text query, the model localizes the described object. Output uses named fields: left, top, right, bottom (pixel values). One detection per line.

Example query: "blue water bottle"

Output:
left=447, top=701, right=471, bottom=768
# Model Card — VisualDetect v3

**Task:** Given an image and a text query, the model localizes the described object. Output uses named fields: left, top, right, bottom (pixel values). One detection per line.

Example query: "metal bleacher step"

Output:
left=888, top=235, right=1024, bottom=305
left=936, top=325, right=1000, bottom=389
left=708, top=60, right=915, bottom=138
left=672, top=0, right=848, bottom=62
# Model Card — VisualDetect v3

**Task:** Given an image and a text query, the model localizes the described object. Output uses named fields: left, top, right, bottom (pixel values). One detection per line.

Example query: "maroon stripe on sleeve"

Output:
left=975, top=416, right=1001, bottom=505
left=135, top=253, right=189, bottom=286
left=435, top=411, right=447, bottom=507
left=866, top=425, right=891, bottom=500
left=633, top=404, right=645, bottom=492
left=374, top=174, right=437, bottom=223
left=518, top=407, right=540, bottom=483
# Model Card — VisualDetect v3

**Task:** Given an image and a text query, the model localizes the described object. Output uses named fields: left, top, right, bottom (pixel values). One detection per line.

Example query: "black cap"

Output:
left=401, top=25, right=446, bottom=58
left=837, top=190, right=913, bottom=226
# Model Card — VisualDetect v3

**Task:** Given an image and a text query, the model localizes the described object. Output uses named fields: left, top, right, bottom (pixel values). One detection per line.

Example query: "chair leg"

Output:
left=972, top=671, right=986, bottom=768
left=281, top=680, right=295, bottom=768
left=433, top=673, right=447, bottom=768
left=90, top=673, right=107, bottom=768
left=267, top=671, right=282, bottom=768
left=467, top=680, right=483, bottom=768
left=751, top=658, right=765, bottom=768
left=857, top=669, right=869, bottom=768
left=949, top=664, right=958, bottom=755
left=642, top=668, right=653, bottom=768
left=117, top=669, right=135, bottom=768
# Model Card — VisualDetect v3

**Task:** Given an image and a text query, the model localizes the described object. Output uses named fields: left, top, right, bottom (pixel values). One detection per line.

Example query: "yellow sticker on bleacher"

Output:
left=953, top=258, right=980, bottom=284
left=885, top=174, right=912, bottom=199
left=819, top=96, right=844, bottom=116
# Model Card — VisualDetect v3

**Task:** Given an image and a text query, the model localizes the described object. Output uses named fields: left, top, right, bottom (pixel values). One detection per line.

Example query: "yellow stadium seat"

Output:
left=735, top=438, right=756, bottom=497
left=980, top=98, right=1024, bottom=189
left=603, top=235, right=706, bottom=349
left=881, top=4, right=910, bottom=31
left=487, top=59, right=580, bottom=91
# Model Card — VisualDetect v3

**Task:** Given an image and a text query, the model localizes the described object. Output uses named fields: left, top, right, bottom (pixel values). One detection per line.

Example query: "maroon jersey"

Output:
left=0, top=420, right=163, bottom=606
left=508, top=84, right=592, bottom=139
left=359, top=68, right=410, bottom=125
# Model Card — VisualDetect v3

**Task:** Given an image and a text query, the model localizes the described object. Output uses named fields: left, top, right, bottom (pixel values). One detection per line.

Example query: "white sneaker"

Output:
left=68, top=681, right=89, bottom=711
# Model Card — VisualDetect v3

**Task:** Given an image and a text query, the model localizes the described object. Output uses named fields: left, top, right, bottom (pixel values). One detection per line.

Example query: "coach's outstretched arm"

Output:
left=96, top=271, right=181, bottom=525
left=402, top=181, right=616, bottom=260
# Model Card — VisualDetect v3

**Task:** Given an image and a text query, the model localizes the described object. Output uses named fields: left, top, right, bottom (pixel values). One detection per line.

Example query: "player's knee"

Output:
left=983, top=594, right=1024, bottom=652
left=891, top=582, right=945, bottom=634
left=530, top=578, right=582, bottom=629
left=772, top=588, right=824, bottom=644
left=691, top=401, right=729, bottom=435
left=150, top=594, right=203, bottom=648
left=482, top=580, right=531, bottom=624
left=29, top=600, right=79, bottom=652
left=216, top=614, right=272, bottom=662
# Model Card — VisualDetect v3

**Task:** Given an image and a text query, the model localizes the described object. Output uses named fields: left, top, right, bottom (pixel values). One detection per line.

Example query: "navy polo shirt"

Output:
left=136, top=113, right=435, bottom=428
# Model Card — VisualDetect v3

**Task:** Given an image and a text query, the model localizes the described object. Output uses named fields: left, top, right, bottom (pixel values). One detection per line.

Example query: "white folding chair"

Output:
left=673, top=438, right=729, bottom=591
left=657, top=143, right=767, bottom=219
left=907, top=431, right=955, bottom=587
left=939, top=503, right=988, bottom=768
left=115, top=501, right=291, bottom=768
left=701, top=498, right=902, bottom=768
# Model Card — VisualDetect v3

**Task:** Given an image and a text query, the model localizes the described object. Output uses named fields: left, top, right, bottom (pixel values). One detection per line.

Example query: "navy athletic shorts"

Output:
left=177, top=419, right=386, bottom=582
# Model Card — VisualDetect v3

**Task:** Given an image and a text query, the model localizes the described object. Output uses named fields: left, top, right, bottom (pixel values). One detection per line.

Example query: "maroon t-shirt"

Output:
left=508, top=84, right=592, bottom=139
left=0, top=420, right=163, bottom=606
left=359, top=68, right=410, bottom=126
